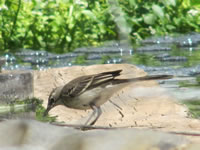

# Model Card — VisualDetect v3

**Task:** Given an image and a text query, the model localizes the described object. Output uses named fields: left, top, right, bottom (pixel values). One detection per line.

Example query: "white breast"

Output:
left=63, top=87, right=104, bottom=110
left=62, top=83, right=128, bottom=110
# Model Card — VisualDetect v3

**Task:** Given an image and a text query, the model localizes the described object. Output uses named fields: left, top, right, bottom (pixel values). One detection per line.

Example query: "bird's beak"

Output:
left=43, top=105, right=52, bottom=117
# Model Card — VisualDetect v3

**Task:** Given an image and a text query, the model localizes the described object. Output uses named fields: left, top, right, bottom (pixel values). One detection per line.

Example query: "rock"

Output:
left=74, top=46, right=132, bottom=54
left=22, top=57, right=49, bottom=65
left=0, top=64, right=199, bottom=146
left=0, top=71, right=33, bottom=103
left=47, top=52, right=78, bottom=59
left=155, top=53, right=170, bottom=59
left=87, top=54, right=102, bottom=60
left=33, top=64, right=184, bottom=126
left=139, top=65, right=200, bottom=77
left=33, top=64, right=200, bottom=143
left=137, top=45, right=171, bottom=52
left=105, top=58, right=123, bottom=64
left=0, top=119, right=189, bottom=150
left=175, top=33, right=200, bottom=47
left=141, top=32, right=200, bottom=47
left=0, top=57, right=6, bottom=72
left=16, top=49, right=48, bottom=57
left=157, top=56, right=187, bottom=62
left=141, top=36, right=174, bottom=44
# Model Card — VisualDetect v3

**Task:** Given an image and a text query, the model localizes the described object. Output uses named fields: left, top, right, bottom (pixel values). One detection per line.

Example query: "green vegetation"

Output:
left=0, top=98, right=57, bottom=122
left=74, top=55, right=87, bottom=64
left=132, top=53, right=161, bottom=66
left=16, top=98, right=57, bottom=122
left=183, top=100, right=200, bottom=118
left=0, top=0, right=199, bottom=53
left=170, top=47, right=200, bottom=67
left=101, top=55, right=111, bottom=64
left=179, top=75, right=200, bottom=87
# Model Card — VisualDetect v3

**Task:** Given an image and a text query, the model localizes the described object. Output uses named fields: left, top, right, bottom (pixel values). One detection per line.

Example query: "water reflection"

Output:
left=0, top=33, right=199, bottom=77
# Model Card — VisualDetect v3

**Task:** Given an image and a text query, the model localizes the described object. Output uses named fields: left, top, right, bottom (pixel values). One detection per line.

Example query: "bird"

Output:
left=43, top=70, right=173, bottom=125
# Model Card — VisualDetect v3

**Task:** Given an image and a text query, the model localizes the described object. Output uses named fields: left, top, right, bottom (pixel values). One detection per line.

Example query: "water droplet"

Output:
left=129, top=49, right=133, bottom=55
left=188, top=38, right=192, bottom=46
left=5, top=54, right=9, bottom=60
left=120, top=48, right=123, bottom=56
left=15, top=65, right=19, bottom=69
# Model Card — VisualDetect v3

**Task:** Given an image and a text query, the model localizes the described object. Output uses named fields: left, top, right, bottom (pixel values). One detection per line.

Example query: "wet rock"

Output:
left=155, top=53, right=170, bottom=59
left=141, top=32, right=200, bottom=47
left=48, top=52, right=78, bottom=59
left=175, top=33, right=200, bottom=47
left=16, top=49, right=48, bottom=57
left=138, top=65, right=200, bottom=77
left=0, top=71, right=33, bottom=103
left=4, top=54, right=16, bottom=63
left=0, top=57, right=6, bottom=71
left=137, top=45, right=171, bottom=52
left=141, top=36, right=174, bottom=44
left=156, top=55, right=187, bottom=62
left=106, top=58, right=123, bottom=64
left=74, top=45, right=132, bottom=54
left=1, top=64, right=32, bottom=71
left=87, top=54, right=102, bottom=60
left=74, top=47, right=122, bottom=53
left=22, top=57, right=48, bottom=65
left=181, top=47, right=199, bottom=51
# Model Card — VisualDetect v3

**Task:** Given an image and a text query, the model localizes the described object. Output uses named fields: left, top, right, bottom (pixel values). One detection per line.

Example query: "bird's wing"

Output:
left=61, top=70, right=122, bottom=97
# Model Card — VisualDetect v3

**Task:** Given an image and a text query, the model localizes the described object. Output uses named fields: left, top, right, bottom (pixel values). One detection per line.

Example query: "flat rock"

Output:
left=33, top=64, right=200, bottom=143
left=0, top=71, right=33, bottom=103
left=0, top=119, right=189, bottom=150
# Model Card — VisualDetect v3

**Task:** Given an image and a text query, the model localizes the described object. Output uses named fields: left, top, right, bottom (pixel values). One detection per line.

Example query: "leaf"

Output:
left=128, top=0, right=136, bottom=7
left=163, top=0, right=176, bottom=7
left=69, top=5, right=74, bottom=17
left=143, top=14, right=156, bottom=25
left=166, top=24, right=176, bottom=30
left=152, top=4, right=164, bottom=18
left=82, top=10, right=97, bottom=20
left=66, top=35, right=72, bottom=42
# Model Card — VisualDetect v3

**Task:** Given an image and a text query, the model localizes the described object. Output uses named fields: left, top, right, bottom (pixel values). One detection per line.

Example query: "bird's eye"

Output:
left=49, top=98, right=55, bottom=105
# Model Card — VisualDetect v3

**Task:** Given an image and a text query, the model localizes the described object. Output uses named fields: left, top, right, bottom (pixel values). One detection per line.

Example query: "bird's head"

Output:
left=43, top=86, right=63, bottom=117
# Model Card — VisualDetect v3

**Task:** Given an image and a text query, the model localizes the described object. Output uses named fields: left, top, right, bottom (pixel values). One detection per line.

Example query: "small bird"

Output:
left=43, top=70, right=172, bottom=125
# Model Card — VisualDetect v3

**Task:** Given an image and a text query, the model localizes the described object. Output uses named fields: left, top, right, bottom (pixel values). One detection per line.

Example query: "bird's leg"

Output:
left=90, top=105, right=102, bottom=125
left=84, top=107, right=97, bottom=125
left=84, top=104, right=102, bottom=125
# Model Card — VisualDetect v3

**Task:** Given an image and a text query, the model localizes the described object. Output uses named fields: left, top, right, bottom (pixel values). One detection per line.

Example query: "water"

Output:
left=1, top=33, right=200, bottom=101
left=1, top=33, right=200, bottom=72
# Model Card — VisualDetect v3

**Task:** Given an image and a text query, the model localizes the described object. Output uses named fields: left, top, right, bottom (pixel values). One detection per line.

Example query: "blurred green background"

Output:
left=0, top=0, right=199, bottom=53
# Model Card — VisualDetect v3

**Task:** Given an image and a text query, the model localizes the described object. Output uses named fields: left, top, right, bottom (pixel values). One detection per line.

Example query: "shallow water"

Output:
left=1, top=33, right=200, bottom=101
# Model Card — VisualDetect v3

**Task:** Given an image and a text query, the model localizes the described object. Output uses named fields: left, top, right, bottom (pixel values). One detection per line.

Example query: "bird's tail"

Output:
left=113, top=74, right=173, bottom=84
left=132, top=75, right=173, bottom=81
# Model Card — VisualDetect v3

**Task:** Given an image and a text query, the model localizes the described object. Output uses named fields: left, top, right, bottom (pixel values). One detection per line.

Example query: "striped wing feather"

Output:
left=61, top=70, right=122, bottom=97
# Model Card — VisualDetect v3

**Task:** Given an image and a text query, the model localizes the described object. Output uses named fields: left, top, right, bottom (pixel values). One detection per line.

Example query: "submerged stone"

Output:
left=47, top=53, right=78, bottom=59
left=175, top=33, right=200, bottom=47
left=137, top=45, right=171, bottom=52
left=156, top=56, right=187, bottom=62
left=16, top=49, right=48, bottom=57
left=141, top=36, right=174, bottom=44
left=21, top=57, right=49, bottom=65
